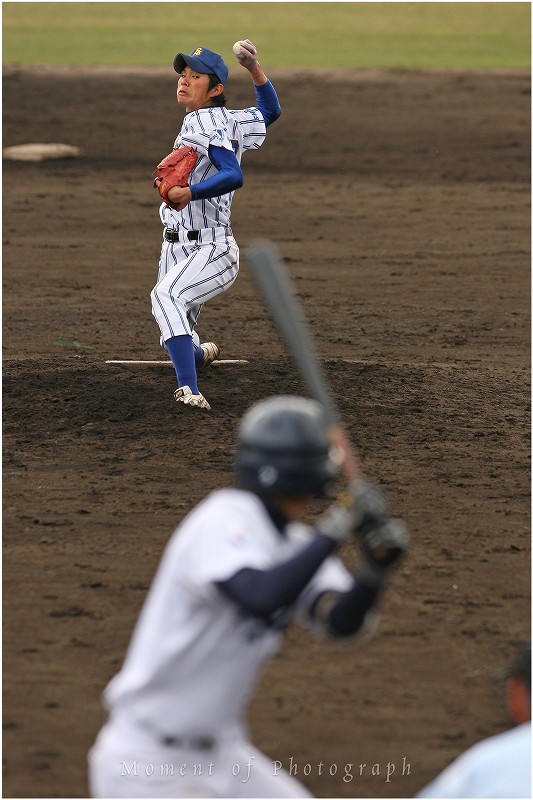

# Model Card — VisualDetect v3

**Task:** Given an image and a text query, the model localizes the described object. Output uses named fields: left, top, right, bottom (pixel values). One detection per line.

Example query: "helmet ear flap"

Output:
left=235, top=396, right=339, bottom=497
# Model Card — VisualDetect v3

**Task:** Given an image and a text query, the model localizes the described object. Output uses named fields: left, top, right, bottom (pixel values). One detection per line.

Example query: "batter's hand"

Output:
left=233, top=39, right=258, bottom=70
left=315, top=481, right=388, bottom=545
left=357, top=516, right=409, bottom=579
left=328, top=425, right=361, bottom=483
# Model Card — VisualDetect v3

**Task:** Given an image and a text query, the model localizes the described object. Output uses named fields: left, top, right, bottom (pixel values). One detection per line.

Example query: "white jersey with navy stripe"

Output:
left=88, top=489, right=350, bottom=798
left=101, top=489, right=352, bottom=735
left=160, top=106, right=266, bottom=230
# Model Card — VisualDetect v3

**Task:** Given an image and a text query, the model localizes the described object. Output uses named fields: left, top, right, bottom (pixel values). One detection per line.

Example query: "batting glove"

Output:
left=357, top=516, right=409, bottom=583
left=316, top=480, right=388, bottom=544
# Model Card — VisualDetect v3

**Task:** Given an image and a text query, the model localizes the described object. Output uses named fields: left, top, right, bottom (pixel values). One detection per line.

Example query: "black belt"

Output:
left=160, top=734, right=215, bottom=751
left=164, top=228, right=199, bottom=242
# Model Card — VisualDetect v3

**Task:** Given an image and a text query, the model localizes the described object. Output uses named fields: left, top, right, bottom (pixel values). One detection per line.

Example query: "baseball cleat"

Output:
left=174, top=385, right=211, bottom=410
left=198, top=341, right=220, bottom=368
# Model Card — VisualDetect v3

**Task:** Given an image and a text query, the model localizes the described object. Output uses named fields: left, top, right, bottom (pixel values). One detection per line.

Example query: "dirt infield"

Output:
left=3, top=65, right=530, bottom=798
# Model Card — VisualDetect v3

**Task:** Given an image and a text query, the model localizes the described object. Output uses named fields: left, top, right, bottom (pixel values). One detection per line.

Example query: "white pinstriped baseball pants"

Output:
left=150, top=227, right=239, bottom=346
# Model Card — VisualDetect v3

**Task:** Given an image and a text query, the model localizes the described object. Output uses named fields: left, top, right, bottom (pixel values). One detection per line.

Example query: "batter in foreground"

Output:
left=88, top=396, right=408, bottom=797
left=150, top=40, right=281, bottom=410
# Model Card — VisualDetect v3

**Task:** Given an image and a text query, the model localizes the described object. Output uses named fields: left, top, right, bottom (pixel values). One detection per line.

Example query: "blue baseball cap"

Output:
left=173, top=47, right=228, bottom=85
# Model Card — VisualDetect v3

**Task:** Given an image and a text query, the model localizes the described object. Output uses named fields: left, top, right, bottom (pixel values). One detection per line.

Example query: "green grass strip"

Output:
left=3, top=2, right=530, bottom=69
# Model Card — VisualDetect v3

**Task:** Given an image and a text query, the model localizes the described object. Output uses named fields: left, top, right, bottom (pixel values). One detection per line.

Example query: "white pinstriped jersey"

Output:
left=159, top=106, right=266, bottom=231
left=103, top=489, right=352, bottom=738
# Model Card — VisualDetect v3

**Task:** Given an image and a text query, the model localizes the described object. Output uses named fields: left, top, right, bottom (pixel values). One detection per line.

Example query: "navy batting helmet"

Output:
left=235, top=396, right=339, bottom=497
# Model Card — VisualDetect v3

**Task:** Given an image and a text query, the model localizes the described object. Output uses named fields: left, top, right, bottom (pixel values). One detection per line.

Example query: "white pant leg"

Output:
left=88, top=721, right=218, bottom=798
left=88, top=720, right=312, bottom=799
left=218, top=740, right=313, bottom=798
left=151, top=238, right=238, bottom=343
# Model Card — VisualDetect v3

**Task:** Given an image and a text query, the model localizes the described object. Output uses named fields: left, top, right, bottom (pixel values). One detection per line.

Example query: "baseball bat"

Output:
left=246, top=241, right=361, bottom=482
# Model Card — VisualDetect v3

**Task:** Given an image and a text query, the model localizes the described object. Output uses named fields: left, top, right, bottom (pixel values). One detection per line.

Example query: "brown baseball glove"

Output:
left=153, top=145, right=198, bottom=211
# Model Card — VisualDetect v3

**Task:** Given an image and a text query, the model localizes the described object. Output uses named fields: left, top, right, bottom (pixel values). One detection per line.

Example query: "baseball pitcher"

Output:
left=151, top=40, right=281, bottom=410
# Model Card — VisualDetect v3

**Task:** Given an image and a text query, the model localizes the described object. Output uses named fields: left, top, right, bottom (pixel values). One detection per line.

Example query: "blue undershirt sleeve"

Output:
left=216, top=533, right=336, bottom=618
left=254, top=80, right=281, bottom=126
left=326, top=578, right=382, bottom=636
left=189, top=145, right=243, bottom=201
left=217, top=536, right=383, bottom=638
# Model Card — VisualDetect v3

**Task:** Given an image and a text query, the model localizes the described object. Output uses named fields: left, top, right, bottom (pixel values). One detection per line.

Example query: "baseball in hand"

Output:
left=232, top=39, right=257, bottom=62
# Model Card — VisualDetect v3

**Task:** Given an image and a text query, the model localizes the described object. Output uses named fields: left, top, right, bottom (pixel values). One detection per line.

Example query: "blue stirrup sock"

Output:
left=194, top=345, right=205, bottom=367
left=165, top=335, right=200, bottom=394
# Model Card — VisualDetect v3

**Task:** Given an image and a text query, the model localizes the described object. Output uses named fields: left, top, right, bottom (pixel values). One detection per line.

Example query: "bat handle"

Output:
left=329, top=425, right=361, bottom=483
